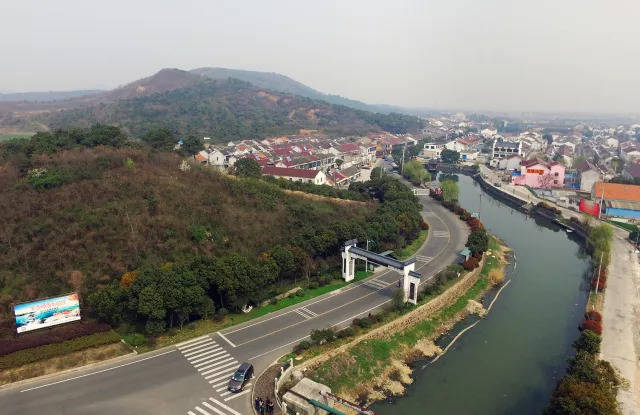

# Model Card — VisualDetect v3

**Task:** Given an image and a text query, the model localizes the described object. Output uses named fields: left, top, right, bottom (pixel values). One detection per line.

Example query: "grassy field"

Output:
left=309, top=274, right=489, bottom=393
left=608, top=220, right=638, bottom=233
left=0, top=133, right=32, bottom=142
left=126, top=270, right=374, bottom=352
left=394, top=229, right=428, bottom=259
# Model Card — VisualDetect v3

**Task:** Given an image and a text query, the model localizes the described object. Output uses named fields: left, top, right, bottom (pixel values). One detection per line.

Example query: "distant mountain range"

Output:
left=0, top=68, right=425, bottom=141
left=0, top=90, right=103, bottom=102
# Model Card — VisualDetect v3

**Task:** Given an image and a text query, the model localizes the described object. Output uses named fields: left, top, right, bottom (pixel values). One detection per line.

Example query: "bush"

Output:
left=337, top=327, right=355, bottom=338
left=585, top=311, right=602, bottom=322
left=591, top=275, right=606, bottom=291
left=0, top=330, right=121, bottom=370
left=391, top=288, right=405, bottom=312
left=310, top=328, right=335, bottom=345
left=462, top=257, right=480, bottom=271
left=293, top=340, right=311, bottom=353
left=573, top=330, right=601, bottom=354
left=581, top=320, right=602, bottom=336
left=420, top=220, right=429, bottom=230
left=0, top=322, right=112, bottom=357
left=353, top=318, right=372, bottom=329
left=296, top=289, right=306, bottom=297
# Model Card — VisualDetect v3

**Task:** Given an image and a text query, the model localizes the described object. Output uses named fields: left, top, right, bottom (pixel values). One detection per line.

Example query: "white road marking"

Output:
left=176, top=335, right=210, bottom=348
left=217, top=332, right=236, bottom=348
left=188, top=411, right=197, bottom=415
left=201, top=401, right=229, bottom=415
left=197, top=357, right=236, bottom=373
left=294, top=309, right=312, bottom=319
left=201, top=360, right=238, bottom=376
left=215, top=383, right=230, bottom=391
left=205, top=368, right=238, bottom=383
left=177, top=337, right=211, bottom=350
left=209, top=397, right=243, bottom=415
left=20, top=350, right=176, bottom=393
left=194, top=406, right=212, bottom=415
left=193, top=351, right=230, bottom=368
left=198, top=357, right=238, bottom=376
left=300, top=306, right=317, bottom=317
left=188, top=348, right=225, bottom=363
left=223, top=388, right=252, bottom=401
left=180, top=341, right=217, bottom=355
left=186, top=346, right=223, bottom=360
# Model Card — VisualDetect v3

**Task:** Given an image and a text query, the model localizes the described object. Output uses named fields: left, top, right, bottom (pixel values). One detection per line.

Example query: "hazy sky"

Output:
left=3, top=0, right=640, bottom=113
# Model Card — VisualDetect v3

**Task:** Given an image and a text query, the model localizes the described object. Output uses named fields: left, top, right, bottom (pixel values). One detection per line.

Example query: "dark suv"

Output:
left=228, top=362, right=253, bottom=392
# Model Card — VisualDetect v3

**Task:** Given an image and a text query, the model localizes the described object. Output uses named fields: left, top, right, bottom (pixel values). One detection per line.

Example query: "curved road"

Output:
left=0, top=187, right=467, bottom=415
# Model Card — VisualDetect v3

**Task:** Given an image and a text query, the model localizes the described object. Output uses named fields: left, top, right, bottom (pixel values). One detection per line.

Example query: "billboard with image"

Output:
left=13, top=293, right=81, bottom=333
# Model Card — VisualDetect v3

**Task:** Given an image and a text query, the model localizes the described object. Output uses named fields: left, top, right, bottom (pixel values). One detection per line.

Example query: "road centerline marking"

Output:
left=217, top=332, right=236, bottom=348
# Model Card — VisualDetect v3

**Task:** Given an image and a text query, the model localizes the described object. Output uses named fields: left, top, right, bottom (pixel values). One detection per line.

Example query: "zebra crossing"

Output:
left=187, top=397, right=243, bottom=415
left=363, top=278, right=389, bottom=290
left=178, top=336, right=252, bottom=415
left=432, top=230, right=450, bottom=238
left=415, top=255, right=432, bottom=263
left=294, top=306, right=317, bottom=320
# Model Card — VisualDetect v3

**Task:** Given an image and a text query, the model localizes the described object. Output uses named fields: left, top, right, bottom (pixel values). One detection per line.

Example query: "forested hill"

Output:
left=37, top=76, right=423, bottom=143
left=0, top=127, right=424, bottom=331
left=191, top=67, right=398, bottom=114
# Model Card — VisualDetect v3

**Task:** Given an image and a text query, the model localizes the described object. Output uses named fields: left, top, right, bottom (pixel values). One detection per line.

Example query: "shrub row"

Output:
left=0, top=322, right=112, bottom=357
left=0, top=330, right=121, bottom=370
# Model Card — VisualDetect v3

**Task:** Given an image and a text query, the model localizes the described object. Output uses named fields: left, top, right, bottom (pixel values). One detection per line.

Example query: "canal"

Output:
left=373, top=174, right=591, bottom=414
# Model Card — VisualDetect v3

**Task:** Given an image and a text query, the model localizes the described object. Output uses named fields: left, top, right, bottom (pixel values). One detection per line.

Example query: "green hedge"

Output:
left=0, top=330, right=121, bottom=370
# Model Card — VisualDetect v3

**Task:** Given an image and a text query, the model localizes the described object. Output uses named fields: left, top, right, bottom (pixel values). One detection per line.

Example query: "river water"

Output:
left=373, top=174, right=591, bottom=415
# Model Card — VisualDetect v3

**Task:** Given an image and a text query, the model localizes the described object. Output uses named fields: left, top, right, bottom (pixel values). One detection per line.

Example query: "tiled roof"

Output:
left=262, top=166, right=321, bottom=179
left=594, top=182, right=640, bottom=202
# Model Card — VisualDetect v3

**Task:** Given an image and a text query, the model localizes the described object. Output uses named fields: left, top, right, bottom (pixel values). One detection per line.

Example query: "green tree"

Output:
left=87, top=281, right=127, bottom=325
left=573, top=330, right=601, bottom=355
left=441, top=179, right=459, bottom=202
left=392, top=288, right=405, bottom=311
left=142, top=128, right=176, bottom=151
left=234, top=157, right=262, bottom=178
left=402, top=159, right=431, bottom=186
left=441, top=149, right=460, bottom=164
left=466, top=229, right=489, bottom=255
left=181, top=135, right=203, bottom=155
left=270, top=245, right=296, bottom=281
left=137, top=285, right=166, bottom=320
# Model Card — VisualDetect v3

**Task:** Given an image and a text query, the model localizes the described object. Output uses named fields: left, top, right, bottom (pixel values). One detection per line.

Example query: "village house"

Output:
left=262, top=166, right=327, bottom=185
left=492, top=138, right=522, bottom=160
left=592, top=182, right=640, bottom=219
left=497, top=154, right=522, bottom=171
left=512, top=159, right=565, bottom=189
left=575, top=160, right=603, bottom=193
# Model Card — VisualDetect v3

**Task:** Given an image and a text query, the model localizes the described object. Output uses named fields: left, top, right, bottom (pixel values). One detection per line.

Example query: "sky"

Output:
left=2, top=0, right=640, bottom=114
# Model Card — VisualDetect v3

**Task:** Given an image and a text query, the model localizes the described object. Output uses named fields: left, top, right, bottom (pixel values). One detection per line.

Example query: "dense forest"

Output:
left=35, top=78, right=423, bottom=143
left=0, top=126, right=424, bottom=334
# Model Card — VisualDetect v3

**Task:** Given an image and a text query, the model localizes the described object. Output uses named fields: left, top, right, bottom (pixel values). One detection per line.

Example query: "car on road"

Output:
left=228, top=362, right=253, bottom=392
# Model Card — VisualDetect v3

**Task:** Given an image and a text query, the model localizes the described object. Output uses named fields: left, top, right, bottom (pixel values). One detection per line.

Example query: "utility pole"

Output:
left=598, top=183, right=605, bottom=219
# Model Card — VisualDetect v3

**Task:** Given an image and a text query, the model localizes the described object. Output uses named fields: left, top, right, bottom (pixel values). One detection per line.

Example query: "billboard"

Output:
left=14, top=293, right=81, bottom=333
left=579, top=198, right=600, bottom=217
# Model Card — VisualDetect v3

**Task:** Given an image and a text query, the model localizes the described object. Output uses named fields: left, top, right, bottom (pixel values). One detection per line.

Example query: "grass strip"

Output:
left=0, top=330, right=122, bottom=370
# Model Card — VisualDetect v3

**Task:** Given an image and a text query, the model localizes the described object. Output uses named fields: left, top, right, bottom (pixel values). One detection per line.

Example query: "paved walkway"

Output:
left=602, top=233, right=640, bottom=414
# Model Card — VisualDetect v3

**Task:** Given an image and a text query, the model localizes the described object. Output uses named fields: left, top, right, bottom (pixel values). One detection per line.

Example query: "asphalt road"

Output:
left=0, top=182, right=467, bottom=415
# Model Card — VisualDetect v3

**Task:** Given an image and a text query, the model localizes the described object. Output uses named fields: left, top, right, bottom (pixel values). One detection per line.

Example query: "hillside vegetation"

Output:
left=0, top=69, right=424, bottom=142
left=0, top=126, right=424, bottom=334
left=41, top=78, right=422, bottom=142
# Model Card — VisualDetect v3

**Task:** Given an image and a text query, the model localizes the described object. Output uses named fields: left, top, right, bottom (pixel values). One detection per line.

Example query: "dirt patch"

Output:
left=253, top=363, right=283, bottom=415
left=466, top=299, right=487, bottom=317
left=413, top=338, right=442, bottom=357
left=282, top=189, right=369, bottom=206
left=0, top=342, right=130, bottom=386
